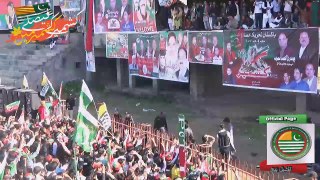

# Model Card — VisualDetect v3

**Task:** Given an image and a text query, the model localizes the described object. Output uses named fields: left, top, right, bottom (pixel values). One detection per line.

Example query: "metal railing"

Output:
left=111, top=119, right=290, bottom=180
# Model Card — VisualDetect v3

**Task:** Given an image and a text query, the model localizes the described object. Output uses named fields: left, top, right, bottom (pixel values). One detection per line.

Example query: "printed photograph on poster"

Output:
left=106, top=33, right=128, bottom=58
left=188, top=31, right=224, bottom=65
left=86, top=51, right=96, bottom=72
left=133, top=0, right=156, bottom=32
left=94, top=0, right=134, bottom=33
left=59, top=0, right=81, bottom=18
left=223, top=28, right=319, bottom=94
left=128, top=33, right=159, bottom=78
left=0, top=0, right=20, bottom=30
left=159, top=31, right=189, bottom=83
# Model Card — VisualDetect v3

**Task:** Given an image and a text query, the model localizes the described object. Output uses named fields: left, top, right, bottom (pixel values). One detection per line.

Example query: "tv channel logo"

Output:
left=267, top=123, right=315, bottom=165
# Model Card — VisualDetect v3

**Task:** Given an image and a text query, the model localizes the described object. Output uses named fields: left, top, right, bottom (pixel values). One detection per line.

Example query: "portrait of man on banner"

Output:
left=0, top=0, right=20, bottom=30
left=159, top=31, right=189, bottom=83
left=128, top=33, right=159, bottom=78
left=94, top=0, right=134, bottom=33
left=133, top=0, right=156, bottom=32
left=188, top=31, right=224, bottom=65
left=223, top=28, right=319, bottom=94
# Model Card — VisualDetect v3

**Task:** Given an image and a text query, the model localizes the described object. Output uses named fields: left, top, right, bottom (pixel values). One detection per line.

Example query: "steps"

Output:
left=0, top=43, right=69, bottom=87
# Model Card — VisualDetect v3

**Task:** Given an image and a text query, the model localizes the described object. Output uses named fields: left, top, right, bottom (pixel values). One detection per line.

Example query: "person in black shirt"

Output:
left=66, top=94, right=76, bottom=119
left=217, top=124, right=231, bottom=164
left=124, top=112, right=134, bottom=125
left=153, top=112, right=168, bottom=132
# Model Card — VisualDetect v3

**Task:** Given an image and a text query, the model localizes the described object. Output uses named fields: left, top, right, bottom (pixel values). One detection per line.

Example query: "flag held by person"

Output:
left=98, top=102, right=112, bottom=130
left=23, top=75, right=29, bottom=89
left=40, top=72, right=58, bottom=98
left=74, top=80, right=99, bottom=152
left=5, top=101, right=20, bottom=114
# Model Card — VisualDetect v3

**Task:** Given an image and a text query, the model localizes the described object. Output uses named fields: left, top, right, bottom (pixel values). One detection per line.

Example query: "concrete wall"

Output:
left=0, top=33, right=86, bottom=90
left=24, top=33, right=86, bottom=91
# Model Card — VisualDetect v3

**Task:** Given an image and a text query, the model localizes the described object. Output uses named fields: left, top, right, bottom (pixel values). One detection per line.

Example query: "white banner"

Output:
left=86, top=50, right=96, bottom=72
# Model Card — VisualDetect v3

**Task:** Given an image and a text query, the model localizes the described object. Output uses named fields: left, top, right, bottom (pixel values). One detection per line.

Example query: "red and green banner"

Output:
left=94, top=0, right=134, bottom=33
left=133, top=0, right=156, bottom=32
left=159, top=31, right=189, bottom=83
left=85, top=0, right=93, bottom=51
left=188, top=31, right=224, bottom=65
left=5, top=101, right=20, bottom=114
left=223, top=28, right=319, bottom=93
left=106, top=33, right=128, bottom=58
left=128, top=33, right=160, bottom=78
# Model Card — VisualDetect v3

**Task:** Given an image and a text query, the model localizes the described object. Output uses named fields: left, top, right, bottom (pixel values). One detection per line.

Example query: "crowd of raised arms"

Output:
left=156, top=0, right=310, bottom=31
left=0, top=93, right=318, bottom=180
left=0, top=94, right=243, bottom=180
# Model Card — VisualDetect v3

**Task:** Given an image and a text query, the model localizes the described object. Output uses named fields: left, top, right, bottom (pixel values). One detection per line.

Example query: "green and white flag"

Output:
left=0, top=152, right=8, bottom=179
left=74, top=80, right=99, bottom=152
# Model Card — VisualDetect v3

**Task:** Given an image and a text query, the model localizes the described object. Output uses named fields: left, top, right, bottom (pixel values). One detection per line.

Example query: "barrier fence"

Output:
left=111, top=119, right=293, bottom=180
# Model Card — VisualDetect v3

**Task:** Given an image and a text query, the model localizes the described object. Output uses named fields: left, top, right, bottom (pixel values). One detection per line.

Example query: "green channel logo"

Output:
left=271, top=126, right=311, bottom=161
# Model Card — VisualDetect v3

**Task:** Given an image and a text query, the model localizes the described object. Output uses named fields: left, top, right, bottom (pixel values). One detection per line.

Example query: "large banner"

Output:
left=94, top=0, right=134, bottom=33
left=133, top=0, right=156, bottom=32
left=0, top=0, right=20, bottom=30
left=188, top=31, right=224, bottom=65
left=159, top=31, right=189, bottom=83
left=128, top=33, right=159, bottom=78
left=106, top=32, right=128, bottom=58
left=223, top=29, right=319, bottom=93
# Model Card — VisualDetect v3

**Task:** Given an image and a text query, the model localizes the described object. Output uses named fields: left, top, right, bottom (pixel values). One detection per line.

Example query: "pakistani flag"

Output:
left=277, top=131, right=305, bottom=154
left=74, top=80, right=99, bottom=152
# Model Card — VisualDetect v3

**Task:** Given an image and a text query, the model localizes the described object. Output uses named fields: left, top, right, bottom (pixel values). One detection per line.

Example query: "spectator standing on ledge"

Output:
left=113, top=108, right=122, bottom=122
left=154, top=112, right=168, bottom=132
left=124, top=112, right=134, bottom=125
left=185, top=120, right=195, bottom=144
left=66, top=94, right=75, bottom=119
left=223, top=117, right=236, bottom=157
left=217, top=124, right=232, bottom=163
left=254, top=0, right=264, bottom=29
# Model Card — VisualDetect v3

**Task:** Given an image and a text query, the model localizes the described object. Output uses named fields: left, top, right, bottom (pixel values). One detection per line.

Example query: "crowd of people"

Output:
left=156, top=0, right=311, bottom=31
left=0, top=93, right=318, bottom=180
left=0, top=94, right=242, bottom=180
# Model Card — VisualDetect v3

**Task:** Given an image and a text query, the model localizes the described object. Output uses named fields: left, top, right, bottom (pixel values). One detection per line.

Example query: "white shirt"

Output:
left=254, top=1, right=264, bottom=13
left=121, top=6, right=126, bottom=18
left=306, top=76, right=315, bottom=87
left=284, top=1, right=293, bottom=12
left=263, top=1, right=273, bottom=17
left=299, top=46, right=306, bottom=58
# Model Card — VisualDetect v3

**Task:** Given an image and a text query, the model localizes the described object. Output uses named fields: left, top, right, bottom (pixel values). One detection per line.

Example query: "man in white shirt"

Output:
left=303, top=63, right=317, bottom=92
left=254, top=0, right=264, bottom=29
left=263, top=0, right=273, bottom=28
left=296, top=31, right=316, bottom=62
